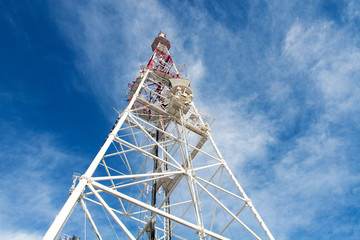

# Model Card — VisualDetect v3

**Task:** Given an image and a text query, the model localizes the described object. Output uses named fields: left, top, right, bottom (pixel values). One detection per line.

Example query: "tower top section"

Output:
left=151, top=31, right=171, bottom=52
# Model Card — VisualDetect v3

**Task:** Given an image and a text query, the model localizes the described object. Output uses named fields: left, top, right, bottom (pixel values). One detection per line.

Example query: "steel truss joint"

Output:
left=79, top=175, right=93, bottom=185
left=245, top=198, right=252, bottom=206
left=108, top=132, right=117, bottom=139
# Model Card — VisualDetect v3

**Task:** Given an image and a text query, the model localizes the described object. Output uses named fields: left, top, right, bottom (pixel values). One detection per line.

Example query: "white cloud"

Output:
left=255, top=117, right=360, bottom=239
left=247, top=19, right=360, bottom=239
left=284, top=22, right=332, bottom=70
left=284, top=20, right=360, bottom=119
left=0, top=127, right=85, bottom=237
left=0, top=230, right=43, bottom=240
left=201, top=96, right=275, bottom=174
left=344, top=0, right=360, bottom=23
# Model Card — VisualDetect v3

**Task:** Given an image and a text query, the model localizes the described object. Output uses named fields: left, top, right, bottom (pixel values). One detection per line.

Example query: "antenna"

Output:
left=43, top=33, right=274, bottom=240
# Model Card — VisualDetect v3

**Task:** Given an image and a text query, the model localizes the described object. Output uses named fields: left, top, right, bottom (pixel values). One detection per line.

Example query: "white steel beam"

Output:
left=208, top=135, right=274, bottom=240
left=91, top=181, right=229, bottom=240
left=88, top=184, right=136, bottom=240
left=220, top=204, right=247, bottom=235
left=195, top=179, right=261, bottom=240
left=92, top=171, right=183, bottom=181
left=128, top=114, right=184, bottom=169
left=115, top=136, right=182, bottom=170
left=195, top=175, right=246, bottom=201
left=191, top=102, right=275, bottom=240
left=80, top=198, right=103, bottom=240
left=101, top=159, right=127, bottom=214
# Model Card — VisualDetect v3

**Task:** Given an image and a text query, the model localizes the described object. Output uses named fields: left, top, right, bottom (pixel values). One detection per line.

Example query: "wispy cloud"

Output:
left=0, top=124, right=86, bottom=237
left=251, top=13, right=360, bottom=238
left=51, top=0, right=205, bottom=119
left=0, top=230, right=43, bottom=240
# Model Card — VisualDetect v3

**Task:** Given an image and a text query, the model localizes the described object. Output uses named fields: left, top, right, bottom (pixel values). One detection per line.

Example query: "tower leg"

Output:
left=207, top=135, right=275, bottom=240
left=80, top=198, right=103, bottom=240
left=43, top=69, right=152, bottom=240
left=42, top=179, right=87, bottom=240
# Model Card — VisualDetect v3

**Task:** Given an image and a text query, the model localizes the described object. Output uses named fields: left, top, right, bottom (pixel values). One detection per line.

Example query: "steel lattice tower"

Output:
left=43, top=32, right=274, bottom=240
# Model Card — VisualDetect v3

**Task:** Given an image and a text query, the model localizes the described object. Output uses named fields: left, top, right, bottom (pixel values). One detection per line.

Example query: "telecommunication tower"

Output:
left=43, top=32, right=274, bottom=240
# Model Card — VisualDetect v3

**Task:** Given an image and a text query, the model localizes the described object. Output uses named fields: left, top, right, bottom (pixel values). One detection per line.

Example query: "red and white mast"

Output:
left=43, top=32, right=274, bottom=240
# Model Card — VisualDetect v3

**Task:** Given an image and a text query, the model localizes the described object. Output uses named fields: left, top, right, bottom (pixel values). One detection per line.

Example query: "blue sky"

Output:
left=1, top=0, right=360, bottom=239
